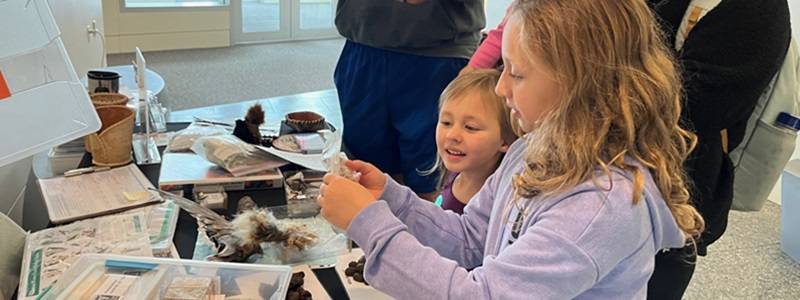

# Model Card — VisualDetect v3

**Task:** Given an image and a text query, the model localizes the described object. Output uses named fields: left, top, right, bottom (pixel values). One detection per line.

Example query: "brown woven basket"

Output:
left=91, top=92, right=129, bottom=107
left=85, top=105, right=135, bottom=167
left=285, top=111, right=326, bottom=132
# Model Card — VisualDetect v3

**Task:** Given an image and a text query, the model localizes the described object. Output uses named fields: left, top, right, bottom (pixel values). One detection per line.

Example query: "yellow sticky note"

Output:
left=123, top=191, right=150, bottom=202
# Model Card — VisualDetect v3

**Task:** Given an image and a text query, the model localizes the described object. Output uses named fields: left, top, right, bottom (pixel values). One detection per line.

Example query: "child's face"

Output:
left=495, top=14, right=562, bottom=133
left=436, top=93, right=510, bottom=175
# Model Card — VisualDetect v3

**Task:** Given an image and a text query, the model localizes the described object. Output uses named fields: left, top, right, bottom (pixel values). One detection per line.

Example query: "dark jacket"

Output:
left=649, top=0, right=791, bottom=255
left=335, top=0, right=484, bottom=58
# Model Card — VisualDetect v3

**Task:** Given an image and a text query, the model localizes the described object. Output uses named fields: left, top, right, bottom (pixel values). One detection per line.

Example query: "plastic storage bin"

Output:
left=42, top=254, right=292, bottom=300
left=781, top=159, right=800, bottom=263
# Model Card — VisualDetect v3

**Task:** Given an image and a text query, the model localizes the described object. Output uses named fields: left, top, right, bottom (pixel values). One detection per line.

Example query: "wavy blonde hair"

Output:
left=509, top=0, right=703, bottom=240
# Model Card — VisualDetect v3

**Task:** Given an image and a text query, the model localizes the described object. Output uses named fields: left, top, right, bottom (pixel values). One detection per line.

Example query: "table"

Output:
left=297, top=249, right=393, bottom=300
left=168, top=89, right=343, bottom=133
left=83, top=65, right=166, bottom=96
left=77, top=90, right=382, bottom=300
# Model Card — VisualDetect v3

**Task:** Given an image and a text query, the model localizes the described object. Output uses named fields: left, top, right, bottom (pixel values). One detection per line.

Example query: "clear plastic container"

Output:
left=42, top=254, right=292, bottom=300
left=257, top=205, right=349, bottom=265
left=193, top=205, right=349, bottom=266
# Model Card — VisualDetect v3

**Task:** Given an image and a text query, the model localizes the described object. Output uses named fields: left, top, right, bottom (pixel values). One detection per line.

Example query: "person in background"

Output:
left=460, top=3, right=514, bottom=74
left=318, top=0, right=704, bottom=298
left=646, top=1, right=791, bottom=298
left=334, top=0, right=485, bottom=200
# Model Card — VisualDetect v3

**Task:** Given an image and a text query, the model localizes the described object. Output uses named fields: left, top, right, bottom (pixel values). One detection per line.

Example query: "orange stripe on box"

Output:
left=0, top=70, right=10, bottom=100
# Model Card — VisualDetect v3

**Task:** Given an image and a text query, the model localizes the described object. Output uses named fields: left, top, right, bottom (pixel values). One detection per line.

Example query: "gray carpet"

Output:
left=685, top=202, right=800, bottom=299
left=107, top=38, right=345, bottom=111
left=110, top=40, right=800, bottom=299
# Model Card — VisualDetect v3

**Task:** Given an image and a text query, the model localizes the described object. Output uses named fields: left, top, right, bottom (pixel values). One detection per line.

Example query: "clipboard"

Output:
left=38, top=163, right=163, bottom=224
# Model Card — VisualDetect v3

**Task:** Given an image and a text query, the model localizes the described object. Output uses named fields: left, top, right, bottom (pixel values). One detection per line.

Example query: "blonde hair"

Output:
left=421, top=69, right=520, bottom=183
left=440, top=69, right=519, bottom=146
left=509, top=0, right=704, bottom=240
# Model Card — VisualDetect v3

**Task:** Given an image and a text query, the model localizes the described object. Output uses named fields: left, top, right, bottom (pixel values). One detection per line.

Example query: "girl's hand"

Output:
left=345, top=160, right=387, bottom=199
left=318, top=174, right=378, bottom=230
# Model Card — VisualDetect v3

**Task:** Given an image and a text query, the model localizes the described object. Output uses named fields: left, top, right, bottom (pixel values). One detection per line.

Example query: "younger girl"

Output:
left=319, top=0, right=704, bottom=298
left=433, top=69, right=519, bottom=214
left=343, top=70, right=519, bottom=285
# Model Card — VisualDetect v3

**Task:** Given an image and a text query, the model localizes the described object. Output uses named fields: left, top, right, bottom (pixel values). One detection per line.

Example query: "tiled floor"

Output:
left=108, top=38, right=345, bottom=111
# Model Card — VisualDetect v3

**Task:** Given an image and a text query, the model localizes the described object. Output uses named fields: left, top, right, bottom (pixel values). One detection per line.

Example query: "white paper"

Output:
left=259, top=145, right=327, bottom=171
left=39, top=164, right=163, bottom=224
left=291, top=249, right=394, bottom=300
left=90, top=274, right=139, bottom=300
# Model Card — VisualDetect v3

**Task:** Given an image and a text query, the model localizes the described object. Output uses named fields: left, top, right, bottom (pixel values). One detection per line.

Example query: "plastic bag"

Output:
left=325, top=152, right=361, bottom=182
left=272, top=133, right=326, bottom=154
left=285, top=171, right=325, bottom=218
left=191, top=135, right=285, bottom=177
left=318, top=129, right=360, bottom=181
left=166, top=122, right=230, bottom=152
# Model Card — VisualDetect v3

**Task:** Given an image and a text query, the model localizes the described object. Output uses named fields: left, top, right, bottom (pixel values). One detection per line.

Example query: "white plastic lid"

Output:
left=43, top=254, right=293, bottom=300
left=0, top=0, right=101, bottom=168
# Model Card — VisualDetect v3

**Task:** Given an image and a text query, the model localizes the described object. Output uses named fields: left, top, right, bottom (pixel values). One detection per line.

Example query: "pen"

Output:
left=193, top=116, right=234, bottom=127
left=64, top=166, right=111, bottom=177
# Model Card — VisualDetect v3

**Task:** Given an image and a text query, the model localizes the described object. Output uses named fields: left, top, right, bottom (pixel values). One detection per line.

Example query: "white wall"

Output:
left=485, top=0, right=512, bottom=31
left=103, top=2, right=230, bottom=54
left=48, top=0, right=105, bottom=77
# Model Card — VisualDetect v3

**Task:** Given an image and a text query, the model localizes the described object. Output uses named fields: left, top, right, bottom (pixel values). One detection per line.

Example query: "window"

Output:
left=123, top=0, right=229, bottom=8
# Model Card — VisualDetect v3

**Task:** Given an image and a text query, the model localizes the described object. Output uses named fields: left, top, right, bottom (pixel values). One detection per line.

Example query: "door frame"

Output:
left=231, top=0, right=339, bottom=44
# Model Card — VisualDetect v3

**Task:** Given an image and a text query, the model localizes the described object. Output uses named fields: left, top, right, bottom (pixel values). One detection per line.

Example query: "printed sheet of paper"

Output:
left=39, top=164, right=162, bottom=224
left=18, top=212, right=153, bottom=300
left=129, top=200, right=180, bottom=256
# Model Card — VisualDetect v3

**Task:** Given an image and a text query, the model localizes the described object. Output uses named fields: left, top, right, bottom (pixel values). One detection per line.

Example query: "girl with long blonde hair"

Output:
left=318, top=0, right=704, bottom=298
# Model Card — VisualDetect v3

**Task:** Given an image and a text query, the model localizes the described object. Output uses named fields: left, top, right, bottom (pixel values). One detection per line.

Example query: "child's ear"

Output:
left=499, top=143, right=510, bottom=153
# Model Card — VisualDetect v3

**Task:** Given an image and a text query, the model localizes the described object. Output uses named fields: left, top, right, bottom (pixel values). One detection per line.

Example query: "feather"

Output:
left=151, top=189, right=317, bottom=262
left=152, top=189, right=229, bottom=225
